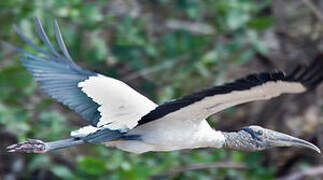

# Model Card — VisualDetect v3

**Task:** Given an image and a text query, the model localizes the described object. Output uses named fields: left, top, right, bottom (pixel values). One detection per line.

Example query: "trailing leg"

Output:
left=6, top=138, right=85, bottom=153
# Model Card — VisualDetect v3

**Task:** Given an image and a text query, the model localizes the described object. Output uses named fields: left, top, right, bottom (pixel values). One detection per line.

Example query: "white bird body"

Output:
left=108, top=119, right=224, bottom=154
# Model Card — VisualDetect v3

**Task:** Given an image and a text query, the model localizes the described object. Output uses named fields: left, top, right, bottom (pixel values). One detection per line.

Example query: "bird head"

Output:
left=222, top=125, right=320, bottom=153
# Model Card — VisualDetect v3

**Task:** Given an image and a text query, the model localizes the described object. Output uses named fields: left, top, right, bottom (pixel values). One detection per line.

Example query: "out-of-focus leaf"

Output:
left=248, top=16, right=274, bottom=30
left=28, top=155, right=51, bottom=172
left=88, top=34, right=108, bottom=62
left=77, top=156, right=106, bottom=175
left=52, top=165, right=75, bottom=179
left=36, top=111, right=70, bottom=140
left=231, top=151, right=244, bottom=162
left=80, top=5, right=103, bottom=28
left=0, top=66, right=34, bottom=102
left=0, top=103, right=31, bottom=137
left=247, top=30, right=268, bottom=54
left=195, top=61, right=211, bottom=77
left=202, top=50, right=219, bottom=64
left=227, top=9, right=250, bottom=30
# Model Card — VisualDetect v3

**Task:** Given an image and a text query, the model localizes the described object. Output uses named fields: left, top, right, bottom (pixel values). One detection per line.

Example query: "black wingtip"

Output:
left=286, top=53, right=323, bottom=90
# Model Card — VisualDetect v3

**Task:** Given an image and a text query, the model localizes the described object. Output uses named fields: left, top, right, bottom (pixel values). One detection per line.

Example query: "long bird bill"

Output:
left=265, top=129, right=320, bottom=153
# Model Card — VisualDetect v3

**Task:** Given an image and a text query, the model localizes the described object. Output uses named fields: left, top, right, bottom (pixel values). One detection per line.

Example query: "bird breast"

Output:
left=109, top=118, right=225, bottom=154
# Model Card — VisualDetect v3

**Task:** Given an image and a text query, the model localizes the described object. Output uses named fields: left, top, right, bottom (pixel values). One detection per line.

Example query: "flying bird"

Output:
left=4, top=18, right=323, bottom=154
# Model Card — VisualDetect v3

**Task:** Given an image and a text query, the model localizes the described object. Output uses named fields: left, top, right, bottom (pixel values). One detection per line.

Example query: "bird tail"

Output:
left=69, top=124, right=126, bottom=143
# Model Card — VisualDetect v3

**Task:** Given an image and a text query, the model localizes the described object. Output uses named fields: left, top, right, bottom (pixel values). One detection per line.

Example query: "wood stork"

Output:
left=4, top=18, right=322, bottom=154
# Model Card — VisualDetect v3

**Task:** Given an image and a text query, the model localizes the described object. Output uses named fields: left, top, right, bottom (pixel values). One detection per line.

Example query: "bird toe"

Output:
left=6, top=139, right=47, bottom=153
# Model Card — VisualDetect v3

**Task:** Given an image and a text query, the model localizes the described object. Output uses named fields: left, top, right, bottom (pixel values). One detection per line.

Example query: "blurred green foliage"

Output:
left=0, top=0, right=309, bottom=179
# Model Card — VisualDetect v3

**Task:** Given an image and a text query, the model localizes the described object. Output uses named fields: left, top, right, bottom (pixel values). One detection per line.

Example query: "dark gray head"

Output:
left=222, top=125, right=320, bottom=153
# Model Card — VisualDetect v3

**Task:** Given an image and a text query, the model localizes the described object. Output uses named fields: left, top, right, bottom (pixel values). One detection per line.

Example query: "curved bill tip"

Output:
left=268, top=130, right=321, bottom=153
left=287, top=137, right=320, bottom=153
left=305, top=141, right=321, bottom=153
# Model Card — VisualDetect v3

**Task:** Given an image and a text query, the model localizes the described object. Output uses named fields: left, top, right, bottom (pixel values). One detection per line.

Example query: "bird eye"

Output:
left=256, top=130, right=263, bottom=135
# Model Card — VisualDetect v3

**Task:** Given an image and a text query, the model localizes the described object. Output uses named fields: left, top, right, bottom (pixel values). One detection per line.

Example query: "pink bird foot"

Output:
left=6, top=139, right=48, bottom=153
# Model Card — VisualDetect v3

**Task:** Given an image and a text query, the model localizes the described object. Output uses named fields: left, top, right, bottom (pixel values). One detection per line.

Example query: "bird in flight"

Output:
left=4, top=18, right=322, bottom=154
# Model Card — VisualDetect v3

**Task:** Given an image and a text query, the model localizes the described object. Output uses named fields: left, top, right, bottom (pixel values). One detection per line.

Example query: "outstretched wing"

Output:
left=3, top=18, right=157, bottom=131
left=138, top=55, right=323, bottom=126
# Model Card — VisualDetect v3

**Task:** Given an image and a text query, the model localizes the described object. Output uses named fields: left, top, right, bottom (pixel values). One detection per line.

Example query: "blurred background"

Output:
left=0, top=0, right=323, bottom=179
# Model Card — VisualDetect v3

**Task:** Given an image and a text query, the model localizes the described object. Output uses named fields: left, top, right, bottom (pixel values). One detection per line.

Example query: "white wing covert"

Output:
left=78, top=74, right=157, bottom=129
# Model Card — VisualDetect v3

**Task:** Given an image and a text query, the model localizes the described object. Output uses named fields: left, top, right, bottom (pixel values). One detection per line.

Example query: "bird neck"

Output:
left=202, top=129, right=226, bottom=149
left=221, top=130, right=261, bottom=151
